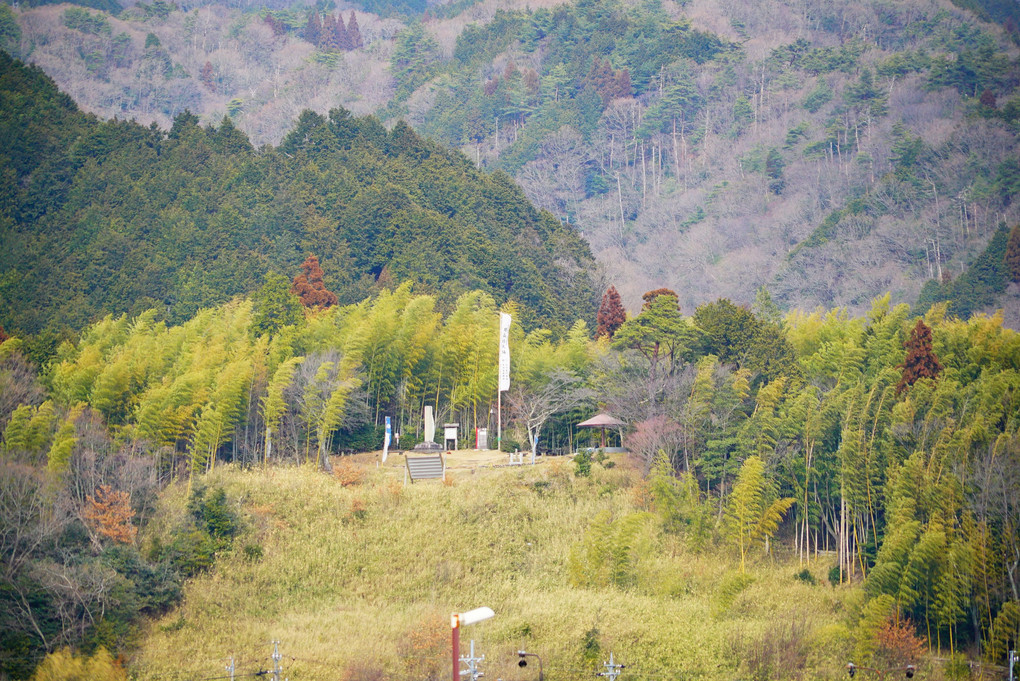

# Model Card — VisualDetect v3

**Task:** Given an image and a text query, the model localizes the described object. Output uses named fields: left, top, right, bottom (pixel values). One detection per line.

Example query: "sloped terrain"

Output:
left=6, top=0, right=1020, bottom=319
left=0, top=52, right=596, bottom=336
left=131, top=460, right=859, bottom=681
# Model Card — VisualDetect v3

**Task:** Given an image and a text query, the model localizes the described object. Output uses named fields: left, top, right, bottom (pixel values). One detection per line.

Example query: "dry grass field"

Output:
left=130, top=453, right=865, bottom=681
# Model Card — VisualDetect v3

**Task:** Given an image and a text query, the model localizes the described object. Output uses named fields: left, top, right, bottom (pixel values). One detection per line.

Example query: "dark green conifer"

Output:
left=1005, top=224, right=1020, bottom=283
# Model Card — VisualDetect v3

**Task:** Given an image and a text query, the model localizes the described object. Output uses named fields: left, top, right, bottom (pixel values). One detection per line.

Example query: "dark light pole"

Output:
left=518, top=650, right=544, bottom=681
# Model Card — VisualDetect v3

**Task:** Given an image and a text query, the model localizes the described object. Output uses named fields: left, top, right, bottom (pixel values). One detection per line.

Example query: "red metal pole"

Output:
left=451, top=614, right=460, bottom=681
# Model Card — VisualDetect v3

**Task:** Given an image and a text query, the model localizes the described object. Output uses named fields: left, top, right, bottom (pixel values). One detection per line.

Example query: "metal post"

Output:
left=518, top=650, right=543, bottom=681
left=271, top=641, right=282, bottom=681
left=226, top=657, right=234, bottom=681
left=452, top=615, right=461, bottom=681
left=461, top=639, right=485, bottom=681
left=452, top=607, right=494, bottom=681
left=597, top=653, right=624, bottom=681
left=1009, top=649, right=1015, bottom=681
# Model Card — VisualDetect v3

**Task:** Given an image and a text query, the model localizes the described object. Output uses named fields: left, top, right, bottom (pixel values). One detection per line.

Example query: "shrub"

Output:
left=188, top=485, right=239, bottom=541
left=333, top=459, right=365, bottom=487
left=944, top=652, right=971, bottom=681
left=873, top=617, right=925, bottom=668
left=741, top=620, right=810, bottom=681
left=347, top=498, right=367, bottom=522
left=574, top=450, right=592, bottom=477
left=163, top=528, right=218, bottom=577
left=714, top=571, right=755, bottom=614
left=30, top=647, right=126, bottom=681
left=397, top=613, right=447, bottom=681
left=242, top=543, right=264, bottom=562
left=342, top=661, right=385, bottom=681
left=335, top=424, right=385, bottom=453
left=828, top=564, right=841, bottom=586
left=794, top=568, right=816, bottom=585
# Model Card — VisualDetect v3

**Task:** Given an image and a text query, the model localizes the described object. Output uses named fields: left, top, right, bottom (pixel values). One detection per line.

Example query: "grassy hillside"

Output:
left=132, top=457, right=862, bottom=681
left=7, top=288, right=1020, bottom=678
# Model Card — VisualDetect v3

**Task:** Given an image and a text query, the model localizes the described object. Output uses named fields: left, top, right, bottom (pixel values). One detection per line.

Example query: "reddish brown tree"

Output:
left=0, top=325, right=8, bottom=343
left=873, top=616, right=926, bottom=668
left=303, top=11, right=321, bottom=46
left=1006, top=224, right=1020, bottom=282
left=641, top=288, right=680, bottom=310
left=292, top=255, right=338, bottom=308
left=263, top=14, right=286, bottom=37
left=83, top=485, right=137, bottom=545
left=199, top=61, right=215, bottom=92
left=586, top=58, right=615, bottom=106
left=597, top=286, right=626, bottom=338
left=896, top=319, right=942, bottom=394
left=523, top=68, right=540, bottom=96
left=614, top=69, right=632, bottom=99
left=321, top=13, right=338, bottom=50
left=347, top=11, right=363, bottom=49
left=333, top=13, right=349, bottom=50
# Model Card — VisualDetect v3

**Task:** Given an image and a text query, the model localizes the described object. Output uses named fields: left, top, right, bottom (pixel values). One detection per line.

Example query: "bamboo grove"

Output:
left=2, top=283, right=1020, bottom=663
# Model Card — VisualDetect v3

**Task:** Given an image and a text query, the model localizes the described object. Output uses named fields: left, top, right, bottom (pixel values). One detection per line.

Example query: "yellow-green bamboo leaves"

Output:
left=726, top=455, right=795, bottom=573
left=262, top=357, right=304, bottom=464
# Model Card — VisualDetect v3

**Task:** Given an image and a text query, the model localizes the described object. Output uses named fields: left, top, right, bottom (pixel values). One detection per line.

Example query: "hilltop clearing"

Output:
left=131, top=460, right=861, bottom=681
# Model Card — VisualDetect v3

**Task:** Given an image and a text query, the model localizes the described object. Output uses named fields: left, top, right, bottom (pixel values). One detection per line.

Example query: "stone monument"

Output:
left=413, top=405, right=443, bottom=451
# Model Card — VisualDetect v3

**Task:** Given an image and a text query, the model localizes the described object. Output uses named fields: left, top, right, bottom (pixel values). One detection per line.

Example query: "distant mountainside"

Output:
left=0, top=51, right=597, bottom=338
left=4, top=0, right=1020, bottom=320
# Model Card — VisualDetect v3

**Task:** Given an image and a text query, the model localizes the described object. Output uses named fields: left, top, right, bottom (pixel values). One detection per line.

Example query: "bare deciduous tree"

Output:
left=507, top=369, right=593, bottom=463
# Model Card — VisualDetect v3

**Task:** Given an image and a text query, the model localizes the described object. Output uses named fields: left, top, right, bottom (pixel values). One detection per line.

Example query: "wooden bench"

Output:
left=404, top=453, right=446, bottom=484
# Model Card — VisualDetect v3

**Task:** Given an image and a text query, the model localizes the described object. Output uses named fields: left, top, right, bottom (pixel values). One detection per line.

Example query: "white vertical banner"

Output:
left=382, top=416, right=391, bottom=463
left=498, top=312, right=511, bottom=392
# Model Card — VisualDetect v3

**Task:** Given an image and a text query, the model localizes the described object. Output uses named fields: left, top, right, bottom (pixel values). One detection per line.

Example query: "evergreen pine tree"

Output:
left=1005, top=224, right=1020, bottom=282
left=896, top=319, right=942, bottom=394
left=596, top=285, right=626, bottom=339
left=641, top=288, right=679, bottom=310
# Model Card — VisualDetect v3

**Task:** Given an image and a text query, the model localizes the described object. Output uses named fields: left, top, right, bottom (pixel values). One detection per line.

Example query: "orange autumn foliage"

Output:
left=397, top=613, right=448, bottom=681
left=292, top=255, right=338, bottom=308
left=874, top=617, right=926, bottom=668
left=83, top=484, right=137, bottom=545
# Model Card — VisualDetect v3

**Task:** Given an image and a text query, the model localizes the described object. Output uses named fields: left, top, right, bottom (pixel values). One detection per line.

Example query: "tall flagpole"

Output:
left=498, top=312, right=511, bottom=453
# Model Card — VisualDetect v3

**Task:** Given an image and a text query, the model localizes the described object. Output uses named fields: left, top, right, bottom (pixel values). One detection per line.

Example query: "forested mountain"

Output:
left=0, top=51, right=597, bottom=341
left=5, top=0, right=1020, bottom=677
left=5, top=0, right=1020, bottom=318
